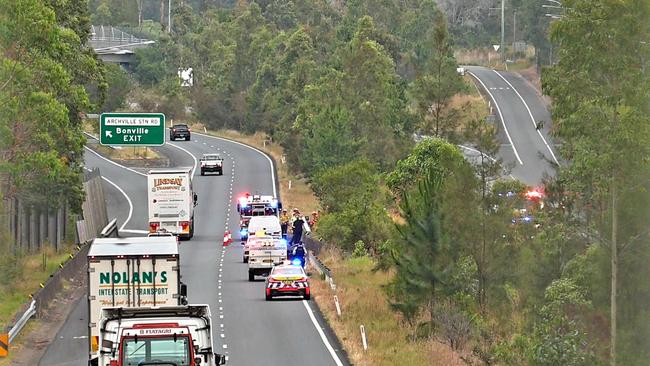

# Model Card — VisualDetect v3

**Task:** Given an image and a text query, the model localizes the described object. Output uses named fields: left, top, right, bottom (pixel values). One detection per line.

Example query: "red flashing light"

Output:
left=149, top=222, right=160, bottom=233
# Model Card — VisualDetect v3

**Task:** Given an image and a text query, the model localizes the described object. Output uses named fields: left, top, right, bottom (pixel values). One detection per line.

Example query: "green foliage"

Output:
left=530, top=278, right=596, bottom=366
left=388, top=168, right=444, bottom=323
left=97, top=64, right=131, bottom=112
left=312, top=159, right=392, bottom=252
left=0, top=0, right=104, bottom=212
left=386, top=137, right=468, bottom=196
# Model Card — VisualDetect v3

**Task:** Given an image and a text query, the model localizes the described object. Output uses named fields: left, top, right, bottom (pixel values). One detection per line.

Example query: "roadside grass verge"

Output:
left=0, top=246, right=73, bottom=330
left=311, top=247, right=468, bottom=365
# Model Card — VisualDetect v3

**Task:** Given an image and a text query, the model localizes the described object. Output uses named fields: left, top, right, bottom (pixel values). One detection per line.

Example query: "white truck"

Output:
left=92, top=305, right=226, bottom=366
left=200, top=153, right=224, bottom=176
left=148, top=168, right=197, bottom=240
left=247, top=237, right=287, bottom=281
left=87, top=237, right=187, bottom=362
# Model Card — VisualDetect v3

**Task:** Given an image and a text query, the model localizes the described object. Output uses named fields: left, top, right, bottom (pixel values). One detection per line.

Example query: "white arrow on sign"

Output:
left=105, top=131, right=113, bottom=138
left=493, top=44, right=500, bottom=51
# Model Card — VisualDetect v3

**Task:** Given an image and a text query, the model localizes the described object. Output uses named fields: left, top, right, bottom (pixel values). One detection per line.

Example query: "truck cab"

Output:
left=95, top=305, right=225, bottom=366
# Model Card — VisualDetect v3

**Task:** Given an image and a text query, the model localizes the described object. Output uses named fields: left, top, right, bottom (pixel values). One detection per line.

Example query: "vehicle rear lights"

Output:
left=180, top=221, right=190, bottom=231
left=149, top=222, right=160, bottom=232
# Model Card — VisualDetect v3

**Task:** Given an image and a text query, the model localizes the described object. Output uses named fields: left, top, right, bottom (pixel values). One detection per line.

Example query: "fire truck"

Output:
left=236, top=193, right=281, bottom=240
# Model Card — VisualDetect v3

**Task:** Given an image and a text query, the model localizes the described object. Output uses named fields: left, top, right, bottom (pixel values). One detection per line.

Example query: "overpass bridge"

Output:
left=90, top=25, right=154, bottom=65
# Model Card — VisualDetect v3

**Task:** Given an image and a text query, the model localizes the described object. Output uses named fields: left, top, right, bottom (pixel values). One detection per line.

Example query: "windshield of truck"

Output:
left=202, top=154, right=220, bottom=160
left=122, top=336, right=191, bottom=366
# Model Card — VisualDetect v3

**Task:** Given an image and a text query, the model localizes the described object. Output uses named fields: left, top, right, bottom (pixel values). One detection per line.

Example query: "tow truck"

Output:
left=248, top=237, right=287, bottom=281
left=92, top=305, right=226, bottom=366
left=236, top=193, right=281, bottom=240
left=200, top=154, right=224, bottom=176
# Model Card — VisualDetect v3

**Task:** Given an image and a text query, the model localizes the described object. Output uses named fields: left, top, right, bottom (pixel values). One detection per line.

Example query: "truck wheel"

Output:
left=243, top=256, right=248, bottom=263
left=304, top=293, right=311, bottom=301
left=186, top=135, right=191, bottom=141
left=248, top=271, right=254, bottom=282
left=170, top=135, right=175, bottom=141
left=266, top=293, right=272, bottom=301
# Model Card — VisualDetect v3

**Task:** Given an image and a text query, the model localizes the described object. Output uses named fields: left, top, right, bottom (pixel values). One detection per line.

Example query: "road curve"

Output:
left=39, top=135, right=348, bottom=366
left=465, top=66, right=559, bottom=186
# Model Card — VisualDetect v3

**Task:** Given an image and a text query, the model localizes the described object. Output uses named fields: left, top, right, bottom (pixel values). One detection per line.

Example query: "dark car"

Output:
left=169, top=124, right=191, bottom=141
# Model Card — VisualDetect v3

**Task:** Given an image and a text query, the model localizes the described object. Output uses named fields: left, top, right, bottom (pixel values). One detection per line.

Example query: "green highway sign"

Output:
left=100, top=113, right=165, bottom=146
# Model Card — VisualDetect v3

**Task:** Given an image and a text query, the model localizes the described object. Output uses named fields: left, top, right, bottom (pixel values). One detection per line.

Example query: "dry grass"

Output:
left=0, top=247, right=73, bottom=330
left=94, top=145, right=161, bottom=160
left=311, top=247, right=469, bottom=366
left=187, top=123, right=320, bottom=214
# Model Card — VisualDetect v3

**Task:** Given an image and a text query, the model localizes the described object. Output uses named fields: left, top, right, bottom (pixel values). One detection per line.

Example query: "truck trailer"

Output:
left=148, top=167, right=197, bottom=239
left=87, top=236, right=187, bottom=362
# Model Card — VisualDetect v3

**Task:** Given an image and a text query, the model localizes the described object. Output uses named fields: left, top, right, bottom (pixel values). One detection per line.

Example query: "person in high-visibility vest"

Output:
left=280, top=209, right=290, bottom=238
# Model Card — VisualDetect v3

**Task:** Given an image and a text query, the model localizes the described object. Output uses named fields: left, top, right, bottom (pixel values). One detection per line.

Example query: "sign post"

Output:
left=100, top=113, right=165, bottom=146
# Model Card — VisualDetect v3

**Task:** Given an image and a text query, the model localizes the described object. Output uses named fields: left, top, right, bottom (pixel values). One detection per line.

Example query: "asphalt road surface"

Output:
left=39, top=134, right=347, bottom=366
left=465, top=66, right=560, bottom=186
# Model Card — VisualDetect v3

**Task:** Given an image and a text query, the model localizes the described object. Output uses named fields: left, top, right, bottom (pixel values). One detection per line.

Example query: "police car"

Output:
left=265, top=262, right=310, bottom=301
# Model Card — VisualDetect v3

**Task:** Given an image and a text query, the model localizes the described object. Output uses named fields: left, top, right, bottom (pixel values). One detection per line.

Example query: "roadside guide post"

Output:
left=100, top=113, right=165, bottom=146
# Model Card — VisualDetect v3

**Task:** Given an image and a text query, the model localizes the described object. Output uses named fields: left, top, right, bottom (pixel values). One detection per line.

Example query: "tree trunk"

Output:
left=610, top=185, right=618, bottom=366
left=137, top=0, right=143, bottom=27
left=160, top=0, right=166, bottom=31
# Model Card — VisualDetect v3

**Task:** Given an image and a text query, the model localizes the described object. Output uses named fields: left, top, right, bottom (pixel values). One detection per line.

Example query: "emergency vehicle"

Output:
left=92, top=305, right=226, bottom=366
left=236, top=193, right=281, bottom=240
left=247, top=237, right=287, bottom=281
left=265, top=262, right=311, bottom=301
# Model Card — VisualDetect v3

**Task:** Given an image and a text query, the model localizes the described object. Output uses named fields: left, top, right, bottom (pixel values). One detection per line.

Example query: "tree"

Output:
left=0, top=0, right=104, bottom=212
left=409, top=9, right=465, bottom=139
left=542, top=1, right=650, bottom=364
left=388, top=168, right=445, bottom=327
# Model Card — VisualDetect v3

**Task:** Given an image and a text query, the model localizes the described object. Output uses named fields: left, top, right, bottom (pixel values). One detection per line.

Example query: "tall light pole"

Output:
left=501, top=0, right=505, bottom=62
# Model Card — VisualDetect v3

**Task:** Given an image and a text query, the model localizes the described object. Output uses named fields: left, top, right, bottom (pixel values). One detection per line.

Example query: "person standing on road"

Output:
left=535, top=120, right=545, bottom=131
left=280, top=209, right=290, bottom=238
left=290, top=211, right=305, bottom=245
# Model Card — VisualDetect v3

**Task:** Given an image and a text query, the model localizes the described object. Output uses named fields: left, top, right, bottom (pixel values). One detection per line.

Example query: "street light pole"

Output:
left=168, top=0, right=172, bottom=34
left=501, top=0, right=505, bottom=62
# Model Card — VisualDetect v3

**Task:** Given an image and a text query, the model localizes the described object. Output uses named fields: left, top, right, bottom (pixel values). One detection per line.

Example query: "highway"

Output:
left=465, top=66, right=559, bottom=186
left=39, top=134, right=347, bottom=365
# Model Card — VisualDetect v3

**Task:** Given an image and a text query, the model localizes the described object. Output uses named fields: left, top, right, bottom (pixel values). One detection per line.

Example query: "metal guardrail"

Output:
left=100, top=218, right=118, bottom=238
left=8, top=300, right=36, bottom=343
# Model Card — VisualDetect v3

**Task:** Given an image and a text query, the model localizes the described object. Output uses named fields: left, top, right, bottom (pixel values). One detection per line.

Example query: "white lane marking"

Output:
left=167, top=142, right=199, bottom=176
left=492, top=70, right=560, bottom=165
left=100, top=176, right=133, bottom=231
left=467, top=71, right=524, bottom=165
left=193, top=132, right=277, bottom=196
left=73, top=336, right=88, bottom=339
left=84, top=146, right=146, bottom=176
left=220, top=334, right=225, bottom=338
left=302, top=301, right=345, bottom=366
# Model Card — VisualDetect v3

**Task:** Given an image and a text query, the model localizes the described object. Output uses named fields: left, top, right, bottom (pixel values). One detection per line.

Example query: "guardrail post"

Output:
left=360, top=325, right=368, bottom=351
left=334, top=295, right=342, bottom=317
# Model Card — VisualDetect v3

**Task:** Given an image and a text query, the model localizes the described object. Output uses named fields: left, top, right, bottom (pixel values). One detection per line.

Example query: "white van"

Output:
left=243, top=216, right=282, bottom=262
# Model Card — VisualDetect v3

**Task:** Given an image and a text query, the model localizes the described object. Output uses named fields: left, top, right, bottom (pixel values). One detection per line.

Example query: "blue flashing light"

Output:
left=291, top=258, right=303, bottom=266
left=270, top=199, right=278, bottom=208
left=240, top=229, right=248, bottom=237
left=279, top=238, right=288, bottom=246
left=523, top=216, right=533, bottom=222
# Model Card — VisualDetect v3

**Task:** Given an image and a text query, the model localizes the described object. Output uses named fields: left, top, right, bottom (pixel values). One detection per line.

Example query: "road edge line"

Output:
left=492, top=70, right=560, bottom=165
left=467, top=70, right=524, bottom=165
left=167, top=142, right=199, bottom=177
left=100, top=175, right=134, bottom=231
left=303, top=300, right=346, bottom=366
left=83, top=146, right=146, bottom=177
left=192, top=132, right=277, bottom=197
